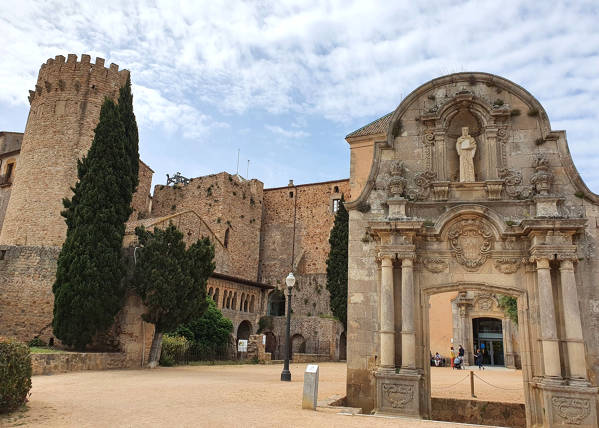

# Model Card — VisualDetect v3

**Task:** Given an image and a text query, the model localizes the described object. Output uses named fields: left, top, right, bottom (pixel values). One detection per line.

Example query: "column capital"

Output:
left=531, top=257, right=551, bottom=269
left=377, top=251, right=395, bottom=264
left=401, top=257, right=414, bottom=267
left=557, top=252, right=577, bottom=262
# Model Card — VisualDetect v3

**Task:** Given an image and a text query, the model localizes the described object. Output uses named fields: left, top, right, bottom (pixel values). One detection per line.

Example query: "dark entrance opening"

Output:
left=472, top=317, right=504, bottom=366
left=339, top=332, right=347, bottom=361
left=237, top=320, right=252, bottom=342
left=267, top=290, right=286, bottom=316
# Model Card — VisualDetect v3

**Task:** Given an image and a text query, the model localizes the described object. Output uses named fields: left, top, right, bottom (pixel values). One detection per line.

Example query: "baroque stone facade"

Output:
left=345, top=73, right=599, bottom=427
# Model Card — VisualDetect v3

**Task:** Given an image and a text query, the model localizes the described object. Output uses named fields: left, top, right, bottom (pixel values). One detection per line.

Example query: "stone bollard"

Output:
left=302, top=364, right=319, bottom=410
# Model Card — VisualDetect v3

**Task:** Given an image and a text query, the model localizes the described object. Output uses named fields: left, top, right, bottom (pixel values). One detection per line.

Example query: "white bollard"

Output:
left=302, top=364, right=319, bottom=410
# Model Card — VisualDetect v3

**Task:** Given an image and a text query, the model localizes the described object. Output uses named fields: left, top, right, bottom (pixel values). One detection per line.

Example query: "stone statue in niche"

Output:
left=456, top=127, right=477, bottom=182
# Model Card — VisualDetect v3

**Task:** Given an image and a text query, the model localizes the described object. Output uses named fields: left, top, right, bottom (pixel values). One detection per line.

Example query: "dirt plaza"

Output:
left=0, top=362, right=524, bottom=427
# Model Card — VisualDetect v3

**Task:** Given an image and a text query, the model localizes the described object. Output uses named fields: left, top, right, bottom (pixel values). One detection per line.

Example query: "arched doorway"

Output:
left=264, top=332, right=277, bottom=358
left=472, top=317, right=504, bottom=366
left=290, top=334, right=305, bottom=359
left=339, top=332, right=347, bottom=361
left=237, top=320, right=252, bottom=342
left=267, top=289, right=285, bottom=316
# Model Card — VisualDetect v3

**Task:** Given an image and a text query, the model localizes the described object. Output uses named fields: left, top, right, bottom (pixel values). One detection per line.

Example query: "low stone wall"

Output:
left=292, top=353, right=330, bottom=363
left=31, top=352, right=128, bottom=375
left=431, top=397, right=525, bottom=428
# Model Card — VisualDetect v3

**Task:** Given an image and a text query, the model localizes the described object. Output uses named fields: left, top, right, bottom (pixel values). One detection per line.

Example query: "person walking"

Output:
left=475, top=348, right=484, bottom=370
left=458, top=345, right=464, bottom=358
left=449, top=346, right=456, bottom=370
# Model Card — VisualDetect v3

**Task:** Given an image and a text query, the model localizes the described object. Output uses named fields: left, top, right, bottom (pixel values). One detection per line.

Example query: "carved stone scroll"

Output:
left=551, top=396, right=591, bottom=425
left=382, top=383, right=414, bottom=408
left=421, top=257, right=448, bottom=273
left=494, top=258, right=522, bottom=274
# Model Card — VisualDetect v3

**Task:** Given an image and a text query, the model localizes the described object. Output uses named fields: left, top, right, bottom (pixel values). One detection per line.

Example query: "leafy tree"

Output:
left=498, top=295, right=518, bottom=325
left=185, top=298, right=233, bottom=349
left=325, top=195, right=349, bottom=328
left=132, top=224, right=215, bottom=364
left=117, top=75, right=139, bottom=193
left=52, top=98, right=134, bottom=349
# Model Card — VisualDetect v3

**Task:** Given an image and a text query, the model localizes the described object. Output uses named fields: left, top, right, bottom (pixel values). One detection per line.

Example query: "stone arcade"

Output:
left=345, top=73, right=599, bottom=427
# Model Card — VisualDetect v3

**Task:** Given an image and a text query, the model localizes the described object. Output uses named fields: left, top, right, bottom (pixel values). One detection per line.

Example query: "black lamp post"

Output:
left=280, top=272, right=295, bottom=381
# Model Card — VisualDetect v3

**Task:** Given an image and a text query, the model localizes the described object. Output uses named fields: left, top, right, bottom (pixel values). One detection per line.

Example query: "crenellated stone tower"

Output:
left=0, top=54, right=129, bottom=247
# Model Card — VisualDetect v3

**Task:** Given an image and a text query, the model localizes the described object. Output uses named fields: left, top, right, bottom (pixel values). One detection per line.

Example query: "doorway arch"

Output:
left=267, top=289, right=285, bottom=316
left=236, top=320, right=252, bottom=342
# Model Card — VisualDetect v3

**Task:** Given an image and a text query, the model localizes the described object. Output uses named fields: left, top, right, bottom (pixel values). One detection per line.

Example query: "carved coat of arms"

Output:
left=448, top=219, right=493, bottom=271
left=552, top=397, right=590, bottom=425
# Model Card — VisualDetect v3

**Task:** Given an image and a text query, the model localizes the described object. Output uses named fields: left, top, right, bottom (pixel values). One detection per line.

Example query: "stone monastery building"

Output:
left=2, top=54, right=599, bottom=427
left=0, top=54, right=347, bottom=364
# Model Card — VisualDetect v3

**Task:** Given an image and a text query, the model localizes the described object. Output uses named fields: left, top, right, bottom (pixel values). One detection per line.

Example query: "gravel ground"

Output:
left=0, top=362, right=524, bottom=428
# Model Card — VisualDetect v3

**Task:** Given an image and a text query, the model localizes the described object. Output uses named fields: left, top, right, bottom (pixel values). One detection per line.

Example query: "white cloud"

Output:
left=0, top=0, right=598, bottom=189
left=265, top=125, right=310, bottom=139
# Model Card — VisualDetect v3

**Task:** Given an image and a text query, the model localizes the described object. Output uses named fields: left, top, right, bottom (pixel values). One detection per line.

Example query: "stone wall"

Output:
left=31, top=352, right=128, bottom=375
left=128, top=160, right=154, bottom=222
left=431, top=398, right=525, bottom=427
left=259, top=179, right=349, bottom=317
left=124, top=210, right=232, bottom=275
left=0, top=132, right=22, bottom=231
left=0, top=54, right=129, bottom=247
left=151, top=173, right=264, bottom=281
left=0, top=245, right=60, bottom=343
left=268, top=315, right=344, bottom=361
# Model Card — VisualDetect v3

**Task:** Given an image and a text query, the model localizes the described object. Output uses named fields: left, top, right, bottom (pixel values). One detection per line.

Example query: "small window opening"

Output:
left=289, top=191, right=294, bottom=198
left=224, top=228, right=230, bottom=248
left=6, top=163, right=14, bottom=181
left=0, top=249, right=6, bottom=260
left=334, top=185, right=339, bottom=193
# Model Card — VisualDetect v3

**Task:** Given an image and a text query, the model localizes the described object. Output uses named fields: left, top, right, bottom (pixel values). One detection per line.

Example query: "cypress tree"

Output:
left=325, top=195, right=349, bottom=328
left=52, top=98, right=134, bottom=349
left=118, top=75, right=139, bottom=193
left=132, top=224, right=215, bottom=364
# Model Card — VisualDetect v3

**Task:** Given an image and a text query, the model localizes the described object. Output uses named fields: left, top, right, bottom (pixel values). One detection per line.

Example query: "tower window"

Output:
left=6, top=163, right=14, bottom=181
left=289, top=191, right=294, bottom=198
left=334, top=186, right=339, bottom=193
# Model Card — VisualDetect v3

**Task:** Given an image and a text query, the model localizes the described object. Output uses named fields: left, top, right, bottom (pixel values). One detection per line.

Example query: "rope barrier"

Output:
left=433, top=373, right=471, bottom=389
left=472, top=373, right=523, bottom=391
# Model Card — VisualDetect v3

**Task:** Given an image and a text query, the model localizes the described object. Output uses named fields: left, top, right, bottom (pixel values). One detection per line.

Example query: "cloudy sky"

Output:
left=1, top=1, right=598, bottom=191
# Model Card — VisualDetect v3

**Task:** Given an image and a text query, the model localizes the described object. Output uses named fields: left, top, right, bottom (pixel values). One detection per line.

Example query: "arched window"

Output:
left=267, top=290, right=286, bottom=316
left=244, top=299, right=248, bottom=312
left=232, top=292, right=237, bottom=310
left=249, top=295, right=255, bottom=313
left=240, top=293, right=245, bottom=311
left=224, top=228, right=230, bottom=248
left=208, top=287, right=214, bottom=297
left=213, top=288, right=220, bottom=305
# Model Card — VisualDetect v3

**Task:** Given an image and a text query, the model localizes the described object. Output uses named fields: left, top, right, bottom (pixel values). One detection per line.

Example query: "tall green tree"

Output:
left=132, top=224, right=215, bottom=364
left=53, top=98, right=135, bottom=349
left=326, top=195, right=349, bottom=328
left=118, top=75, right=139, bottom=193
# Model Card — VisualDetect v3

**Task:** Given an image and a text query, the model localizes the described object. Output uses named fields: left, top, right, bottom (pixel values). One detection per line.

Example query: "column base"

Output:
left=536, top=380, right=598, bottom=427
left=374, top=369, right=422, bottom=418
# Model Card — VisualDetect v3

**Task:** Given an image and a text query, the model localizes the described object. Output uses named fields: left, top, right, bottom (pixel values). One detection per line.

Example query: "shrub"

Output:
left=159, top=335, right=189, bottom=366
left=28, top=337, right=46, bottom=347
left=0, top=338, right=32, bottom=414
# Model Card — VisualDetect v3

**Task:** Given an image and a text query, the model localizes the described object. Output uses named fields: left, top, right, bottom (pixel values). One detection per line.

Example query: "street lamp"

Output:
left=280, top=272, right=295, bottom=381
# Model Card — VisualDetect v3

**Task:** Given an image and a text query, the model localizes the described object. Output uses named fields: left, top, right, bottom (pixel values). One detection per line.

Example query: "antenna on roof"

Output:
left=236, top=149, right=240, bottom=175
left=246, top=160, right=250, bottom=179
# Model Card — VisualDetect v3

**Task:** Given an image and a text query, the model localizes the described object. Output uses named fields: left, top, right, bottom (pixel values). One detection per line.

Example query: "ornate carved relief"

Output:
left=551, top=397, right=590, bottom=425
left=421, top=257, right=448, bottom=273
left=498, top=168, right=532, bottom=199
left=448, top=219, right=493, bottom=271
left=422, top=131, right=435, bottom=171
left=494, top=258, right=522, bottom=274
left=530, top=154, right=554, bottom=196
left=497, top=127, right=509, bottom=168
left=407, top=170, right=437, bottom=200
left=387, top=160, right=407, bottom=198
left=382, top=383, right=414, bottom=408
left=476, top=296, right=494, bottom=311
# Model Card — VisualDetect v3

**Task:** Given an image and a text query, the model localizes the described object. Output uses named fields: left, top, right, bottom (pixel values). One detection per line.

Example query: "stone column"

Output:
left=485, top=126, right=498, bottom=179
left=401, top=258, right=415, bottom=369
left=558, top=258, right=588, bottom=380
left=503, top=318, right=515, bottom=368
left=535, top=258, right=561, bottom=378
left=380, top=254, right=395, bottom=369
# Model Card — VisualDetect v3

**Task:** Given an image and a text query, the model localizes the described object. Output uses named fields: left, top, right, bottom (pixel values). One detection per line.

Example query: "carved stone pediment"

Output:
left=448, top=219, right=493, bottom=271
left=382, top=383, right=414, bottom=408
left=552, top=397, right=591, bottom=425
